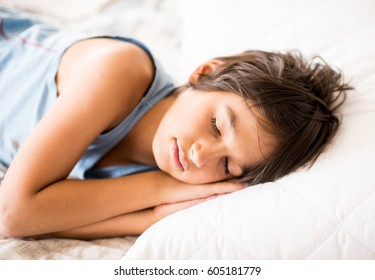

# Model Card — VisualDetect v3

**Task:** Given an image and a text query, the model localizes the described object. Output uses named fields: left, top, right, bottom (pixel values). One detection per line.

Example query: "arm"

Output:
left=2, top=167, right=240, bottom=238
left=0, top=40, right=156, bottom=237
left=34, top=196, right=214, bottom=240
left=37, top=209, right=158, bottom=240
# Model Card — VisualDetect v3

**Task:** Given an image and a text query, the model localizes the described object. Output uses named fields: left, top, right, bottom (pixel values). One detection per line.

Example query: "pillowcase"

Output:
left=125, top=0, right=375, bottom=259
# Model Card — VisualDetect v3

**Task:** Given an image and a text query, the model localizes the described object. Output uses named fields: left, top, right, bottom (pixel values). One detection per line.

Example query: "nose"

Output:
left=189, top=141, right=226, bottom=168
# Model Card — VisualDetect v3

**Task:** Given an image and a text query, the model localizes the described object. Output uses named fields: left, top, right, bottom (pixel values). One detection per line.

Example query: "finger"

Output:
left=207, top=181, right=246, bottom=195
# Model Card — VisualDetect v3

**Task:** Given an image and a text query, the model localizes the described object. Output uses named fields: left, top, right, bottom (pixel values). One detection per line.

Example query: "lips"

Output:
left=173, top=139, right=185, bottom=171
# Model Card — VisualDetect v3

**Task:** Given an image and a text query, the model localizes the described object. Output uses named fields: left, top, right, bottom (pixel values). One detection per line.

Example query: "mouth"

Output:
left=172, top=139, right=185, bottom=171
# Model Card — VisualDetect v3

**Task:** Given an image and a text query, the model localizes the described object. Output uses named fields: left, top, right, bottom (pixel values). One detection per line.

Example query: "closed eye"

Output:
left=224, top=157, right=230, bottom=175
left=211, top=117, right=231, bottom=176
left=211, top=117, right=221, bottom=136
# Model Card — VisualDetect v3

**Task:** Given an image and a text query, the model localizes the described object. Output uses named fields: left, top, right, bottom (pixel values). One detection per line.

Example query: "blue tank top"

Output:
left=0, top=8, right=175, bottom=179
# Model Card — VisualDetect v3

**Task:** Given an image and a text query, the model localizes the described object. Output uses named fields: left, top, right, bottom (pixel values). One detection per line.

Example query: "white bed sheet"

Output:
left=0, top=235, right=136, bottom=260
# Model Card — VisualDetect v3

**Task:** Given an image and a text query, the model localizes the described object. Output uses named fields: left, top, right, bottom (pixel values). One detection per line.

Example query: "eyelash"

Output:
left=211, top=117, right=230, bottom=175
left=211, top=117, right=221, bottom=136
left=224, top=157, right=230, bottom=175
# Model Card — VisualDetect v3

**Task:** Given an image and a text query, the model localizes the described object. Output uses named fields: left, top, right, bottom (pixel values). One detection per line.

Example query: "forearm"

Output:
left=39, top=209, right=157, bottom=240
left=34, top=195, right=219, bottom=240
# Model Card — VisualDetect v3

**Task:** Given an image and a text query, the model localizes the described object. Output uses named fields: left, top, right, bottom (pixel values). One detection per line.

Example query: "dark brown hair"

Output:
left=190, top=50, right=353, bottom=185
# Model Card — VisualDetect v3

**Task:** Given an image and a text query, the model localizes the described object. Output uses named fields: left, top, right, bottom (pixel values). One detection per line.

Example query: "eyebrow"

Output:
left=225, top=105, right=237, bottom=134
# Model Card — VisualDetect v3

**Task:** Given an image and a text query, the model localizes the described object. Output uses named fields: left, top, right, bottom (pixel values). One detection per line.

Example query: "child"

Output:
left=0, top=9, right=352, bottom=239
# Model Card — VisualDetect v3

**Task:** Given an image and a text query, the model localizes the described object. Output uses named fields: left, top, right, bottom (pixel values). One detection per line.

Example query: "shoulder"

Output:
left=58, top=37, right=154, bottom=94
left=81, top=38, right=154, bottom=84
left=57, top=37, right=155, bottom=130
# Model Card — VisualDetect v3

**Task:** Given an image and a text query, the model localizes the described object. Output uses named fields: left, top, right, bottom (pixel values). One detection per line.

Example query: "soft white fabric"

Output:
left=124, top=0, right=375, bottom=259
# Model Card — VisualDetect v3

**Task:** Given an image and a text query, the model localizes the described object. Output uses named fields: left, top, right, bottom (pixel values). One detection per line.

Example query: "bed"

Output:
left=1, top=0, right=374, bottom=260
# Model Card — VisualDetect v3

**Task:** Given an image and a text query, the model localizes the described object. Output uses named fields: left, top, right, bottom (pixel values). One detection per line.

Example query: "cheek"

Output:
left=183, top=167, right=224, bottom=184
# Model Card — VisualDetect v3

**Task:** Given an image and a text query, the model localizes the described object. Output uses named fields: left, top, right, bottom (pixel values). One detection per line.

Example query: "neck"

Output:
left=117, top=94, right=177, bottom=166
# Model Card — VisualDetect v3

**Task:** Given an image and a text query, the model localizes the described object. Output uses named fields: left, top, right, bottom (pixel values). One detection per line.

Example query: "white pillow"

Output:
left=124, top=0, right=375, bottom=259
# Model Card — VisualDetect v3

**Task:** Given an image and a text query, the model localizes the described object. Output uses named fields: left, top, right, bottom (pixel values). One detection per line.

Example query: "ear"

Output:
left=189, top=59, right=223, bottom=85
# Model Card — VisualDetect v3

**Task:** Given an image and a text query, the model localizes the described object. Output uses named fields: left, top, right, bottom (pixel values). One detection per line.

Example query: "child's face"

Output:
left=152, top=89, right=276, bottom=184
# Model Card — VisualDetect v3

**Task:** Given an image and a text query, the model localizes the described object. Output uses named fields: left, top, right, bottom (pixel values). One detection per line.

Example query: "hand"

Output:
left=159, top=174, right=245, bottom=206
left=153, top=195, right=219, bottom=221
